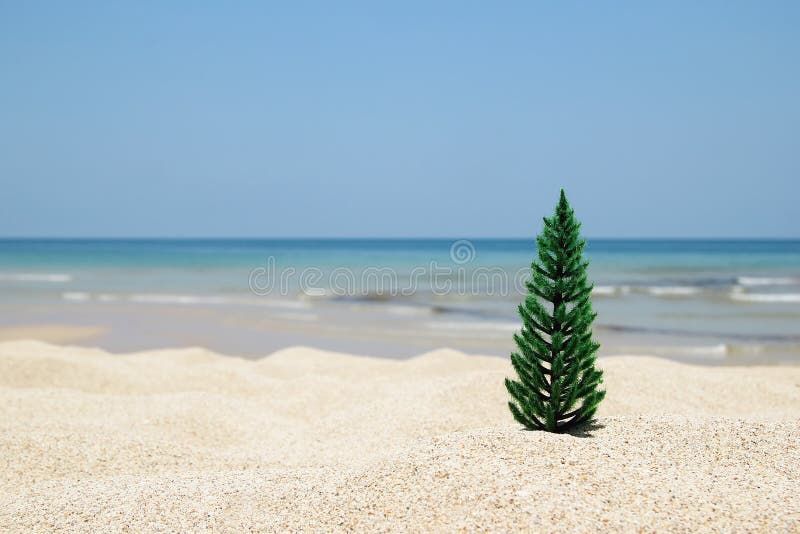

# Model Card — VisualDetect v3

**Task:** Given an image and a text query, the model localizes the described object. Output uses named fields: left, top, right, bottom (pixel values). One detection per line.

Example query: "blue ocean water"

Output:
left=1, top=239, right=799, bottom=361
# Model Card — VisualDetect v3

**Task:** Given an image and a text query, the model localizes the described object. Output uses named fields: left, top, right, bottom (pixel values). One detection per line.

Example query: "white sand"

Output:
left=0, top=325, right=104, bottom=344
left=0, top=340, right=798, bottom=532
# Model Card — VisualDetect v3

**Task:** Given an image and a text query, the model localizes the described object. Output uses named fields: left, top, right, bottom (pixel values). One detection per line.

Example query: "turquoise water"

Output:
left=1, top=239, right=799, bottom=361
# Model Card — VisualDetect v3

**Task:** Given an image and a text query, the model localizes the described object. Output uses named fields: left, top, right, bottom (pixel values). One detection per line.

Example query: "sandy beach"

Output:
left=4, top=0, right=799, bottom=530
left=0, top=340, right=798, bottom=532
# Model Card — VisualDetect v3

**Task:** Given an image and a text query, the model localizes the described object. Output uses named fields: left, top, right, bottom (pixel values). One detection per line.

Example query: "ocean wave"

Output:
left=632, top=343, right=730, bottom=358
left=591, top=285, right=699, bottom=298
left=62, top=292, right=90, bottom=301
left=0, top=272, right=72, bottom=282
left=128, top=293, right=311, bottom=309
left=644, top=286, right=701, bottom=297
left=737, top=276, right=799, bottom=286
left=330, top=292, right=395, bottom=303
left=128, top=294, right=231, bottom=305
left=608, top=343, right=774, bottom=360
left=590, top=276, right=799, bottom=299
left=591, top=285, right=619, bottom=296
left=674, top=344, right=728, bottom=356
left=650, top=343, right=731, bottom=358
left=600, top=323, right=800, bottom=343
left=384, top=305, right=434, bottom=316
left=730, top=292, right=800, bottom=303
left=59, top=292, right=310, bottom=309
left=609, top=341, right=800, bottom=360
left=424, top=320, right=519, bottom=332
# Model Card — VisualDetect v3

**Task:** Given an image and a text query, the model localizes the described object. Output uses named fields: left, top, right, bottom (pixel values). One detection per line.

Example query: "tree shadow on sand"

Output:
left=565, top=420, right=605, bottom=438
left=515, top=420, right=605, bottom=438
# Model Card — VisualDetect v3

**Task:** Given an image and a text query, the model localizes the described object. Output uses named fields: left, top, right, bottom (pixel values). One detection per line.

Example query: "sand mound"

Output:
left=1, top=341, right=798, bottom=531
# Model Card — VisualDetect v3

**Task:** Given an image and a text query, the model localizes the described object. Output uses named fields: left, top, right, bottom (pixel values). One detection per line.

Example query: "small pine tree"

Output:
left=505, top=189, right=606, bottom=432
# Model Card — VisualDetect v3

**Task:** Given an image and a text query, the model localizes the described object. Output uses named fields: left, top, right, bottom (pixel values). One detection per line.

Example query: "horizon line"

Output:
left=1, top=236, right=799, bottom=241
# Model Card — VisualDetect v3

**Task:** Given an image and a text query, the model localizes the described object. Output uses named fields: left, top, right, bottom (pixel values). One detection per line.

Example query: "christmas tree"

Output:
left=505, top=190, right=606, bottom=432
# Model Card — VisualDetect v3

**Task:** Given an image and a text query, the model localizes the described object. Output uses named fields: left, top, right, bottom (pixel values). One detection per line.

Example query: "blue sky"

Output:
left=1, top=2, right=798, bottom=238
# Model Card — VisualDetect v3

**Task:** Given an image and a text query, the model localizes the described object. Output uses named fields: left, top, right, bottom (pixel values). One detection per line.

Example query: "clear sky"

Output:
left=1, top=2, right=798, bottom=238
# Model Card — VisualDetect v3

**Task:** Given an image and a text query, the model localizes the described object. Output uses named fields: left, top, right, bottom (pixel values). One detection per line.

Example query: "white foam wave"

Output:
left=384, top=305, right=433, bottom=316
left=730, top=292, right=800, bottom=303
left=128, top=294, right=233, bottom=305
left=59, top=292, right=311, bottom=309
left=615, top=343, right=729, bottom=359
left=676, top=344, right=728, bottom=356
left=591, top=285, right=633, bottom=297
left=126, top=293, right=311, bottom=309
left=264, top=299, right=313, bottom=310
left=592, top=286, right=617, bottom=296
left=425, top=321, right=519, bottom=332
left=62, top=292, right=90, bottom=302
left=737, top=276, right=798, bottom=286
left=1, top=273, right=72, bottom=282
left=645, top=286, right=701, bottom=297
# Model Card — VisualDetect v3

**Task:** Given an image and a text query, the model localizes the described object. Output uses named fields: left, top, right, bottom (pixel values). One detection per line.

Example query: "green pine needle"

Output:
left=505, top=189, right=605, bottom=433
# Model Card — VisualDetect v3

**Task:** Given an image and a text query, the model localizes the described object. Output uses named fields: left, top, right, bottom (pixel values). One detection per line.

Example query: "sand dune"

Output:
left=1, top=341, right=798, bottom=531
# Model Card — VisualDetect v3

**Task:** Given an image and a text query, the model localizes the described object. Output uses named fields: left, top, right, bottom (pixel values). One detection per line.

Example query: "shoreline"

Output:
left=2, top=303, right=800, bottom=365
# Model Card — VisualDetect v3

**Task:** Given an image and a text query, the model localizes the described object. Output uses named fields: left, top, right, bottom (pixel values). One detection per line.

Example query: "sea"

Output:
left=1, top=238, right=799, bottom=363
